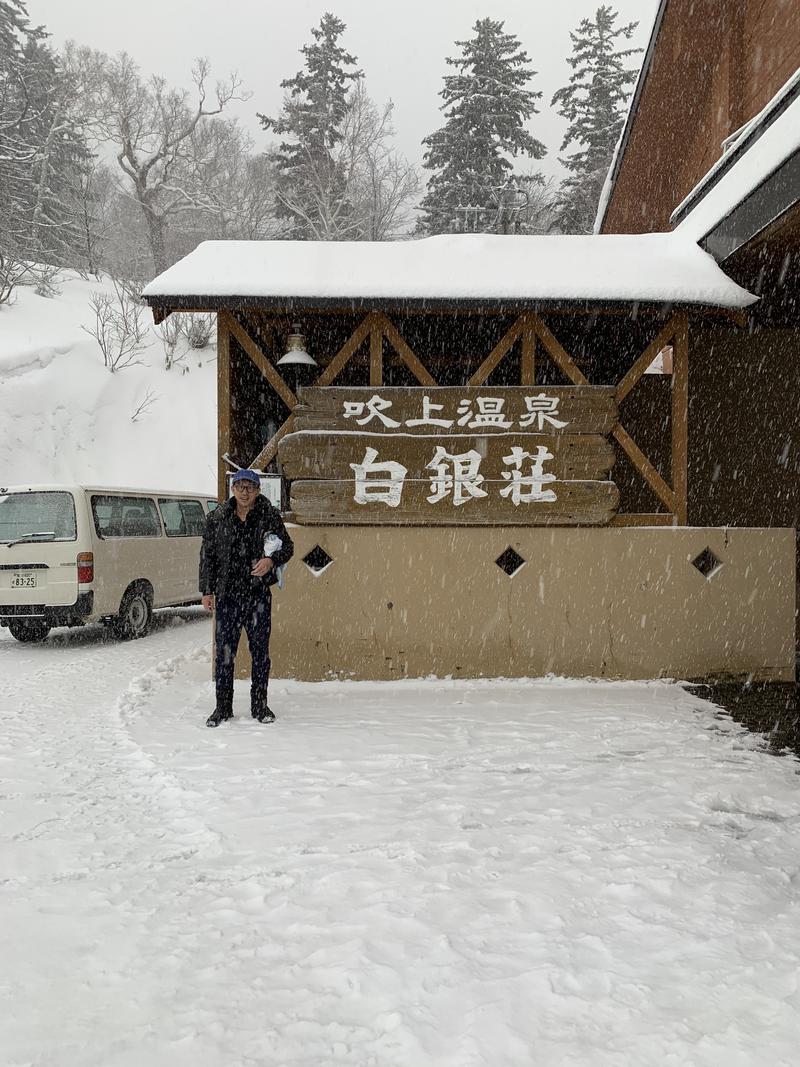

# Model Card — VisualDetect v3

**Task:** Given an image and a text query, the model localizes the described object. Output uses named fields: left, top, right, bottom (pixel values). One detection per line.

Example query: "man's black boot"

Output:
left=251, top=694, right=276, bottom=723
left=206, top=705, right=233, bottom=728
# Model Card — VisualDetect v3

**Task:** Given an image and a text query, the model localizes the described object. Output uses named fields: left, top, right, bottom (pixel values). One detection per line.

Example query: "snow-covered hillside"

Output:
left=0, top=271, right=216, bottom=492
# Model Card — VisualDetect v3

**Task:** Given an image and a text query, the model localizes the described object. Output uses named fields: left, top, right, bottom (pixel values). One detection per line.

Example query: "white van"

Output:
left=0, top=485, right=219, bottom=643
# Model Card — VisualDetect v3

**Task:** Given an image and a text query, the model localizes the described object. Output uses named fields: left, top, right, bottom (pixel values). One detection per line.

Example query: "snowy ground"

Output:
left=2, top=617, right=799, bottom=1066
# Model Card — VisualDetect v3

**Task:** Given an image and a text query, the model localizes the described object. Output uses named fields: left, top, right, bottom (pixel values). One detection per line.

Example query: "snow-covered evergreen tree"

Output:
left=0, top=0, right=37, bottom=251
left=0, top=2, right=91, bottom=270
left=19, top=37, right=90, bottom=264
left=418, top=18, right=546, bottom=235
left=551, top=5, right=641, bottom=234
left=259, top=13, right=363, bottom=239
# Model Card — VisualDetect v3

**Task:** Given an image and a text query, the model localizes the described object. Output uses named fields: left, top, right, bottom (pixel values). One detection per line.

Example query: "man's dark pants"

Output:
left=214, top=591, right=272, bottom=714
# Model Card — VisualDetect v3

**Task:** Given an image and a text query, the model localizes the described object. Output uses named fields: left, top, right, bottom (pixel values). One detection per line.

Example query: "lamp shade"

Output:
left=277, top=324, right=317, bottom=366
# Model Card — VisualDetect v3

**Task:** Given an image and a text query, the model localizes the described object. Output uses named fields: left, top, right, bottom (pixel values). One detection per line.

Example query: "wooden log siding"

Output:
left=292, top=386, right=618, bottom=436
left=291, top=480, right=620, bottom=526
left=280, top=432, right=615, bottom=482
left=280, top=384, right=619, bottom=526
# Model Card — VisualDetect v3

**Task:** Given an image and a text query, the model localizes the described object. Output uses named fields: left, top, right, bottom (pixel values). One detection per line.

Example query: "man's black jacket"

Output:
left=199, top=495, right=294, bottom=598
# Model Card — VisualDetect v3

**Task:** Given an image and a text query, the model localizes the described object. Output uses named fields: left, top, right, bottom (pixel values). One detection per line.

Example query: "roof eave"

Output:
left=142, top=293, right=749, bottom=316
left=698, top=147, right=800, bottom=262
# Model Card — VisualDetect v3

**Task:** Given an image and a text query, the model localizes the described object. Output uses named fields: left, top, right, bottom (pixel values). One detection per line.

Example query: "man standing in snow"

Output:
left=200, top=469, right=294, bottom=728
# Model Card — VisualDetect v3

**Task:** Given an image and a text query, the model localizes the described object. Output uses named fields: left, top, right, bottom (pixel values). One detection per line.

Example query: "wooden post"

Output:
left=672, top=312, right=689, bottom=525
left=217, top=311, right=232, bottom=501
left=370, top=325, right=383, bottom=386
left=520, top=316, right=536, bottom=385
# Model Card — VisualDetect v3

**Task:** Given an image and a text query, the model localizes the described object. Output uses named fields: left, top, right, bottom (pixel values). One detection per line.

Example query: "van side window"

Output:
left=92, top=495, right=162, bottom=538
left=206, top=500, right=220, bottom=513
left=158, top=498, right=206, bottom=537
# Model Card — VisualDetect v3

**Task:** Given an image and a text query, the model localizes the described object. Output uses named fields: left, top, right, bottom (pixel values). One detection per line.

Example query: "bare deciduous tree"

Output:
left=182, top=312, right=214, bottom=349
left=178, top=119, right=283, bottom=242
left=66, top=45, right=248, bottom=274
left=157, top=313, right=182, bottom=369
left=82, top=277, right=147, bottom=372
left=0, top=248, right=28, bottom=305
left=75, top=161, right=114, bottom=276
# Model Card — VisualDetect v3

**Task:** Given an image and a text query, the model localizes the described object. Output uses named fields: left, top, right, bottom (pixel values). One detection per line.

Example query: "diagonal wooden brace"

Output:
left=223, top=311, right=298, bottom=410
left=468, top=318, right=524, bottom=385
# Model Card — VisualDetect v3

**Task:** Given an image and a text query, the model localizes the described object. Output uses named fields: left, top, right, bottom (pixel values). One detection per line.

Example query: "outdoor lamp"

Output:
left=277, top=323, right=317, bottom=367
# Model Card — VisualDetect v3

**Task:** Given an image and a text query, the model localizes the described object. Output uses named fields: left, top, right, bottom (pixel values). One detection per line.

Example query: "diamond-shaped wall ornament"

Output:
left=303, top=545, right=334, bottom=574
left=691, top=546, right=723, bottom=579
left=496, top=547, right=526, bottom=577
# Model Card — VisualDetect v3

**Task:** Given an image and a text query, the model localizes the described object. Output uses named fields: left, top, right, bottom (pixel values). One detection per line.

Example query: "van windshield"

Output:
left=0, top=491, right=77, bottom=544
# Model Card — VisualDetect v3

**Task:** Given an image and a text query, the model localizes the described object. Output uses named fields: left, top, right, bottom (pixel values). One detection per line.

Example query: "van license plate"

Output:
left=11, top=574, right=37, bottom=589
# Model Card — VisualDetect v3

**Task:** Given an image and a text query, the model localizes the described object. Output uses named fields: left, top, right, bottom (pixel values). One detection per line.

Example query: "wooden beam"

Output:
left=217, top=311, right=232, bottom=501
left=225, top=311, right=297, bottom=411
left=530, top=315, right=589, bottom=386
left=527, top=311, right=680, bottom=522
left=611, top=513, right=676, bottom=527
left=151, top=306, right=171, bottom=325
left=250, top=415, right=295, bottom=471
left=672, top=311, right=689, bottom=525
left=520, top=315, right=536, bottom=385
left=150, top=305, right=222, bottom=318
left=468, top=318, right=523, bottom=385
left=376, top=313, right=437, bottom=386
left=370, top=326, right=383, bottom=386
left=612, top=423, right=676, bottom=514
left=615, top=316, right=679, bottom=403
left=722, top=308, right=749, bottom=328
left=316, top=313, right=376, bottom=386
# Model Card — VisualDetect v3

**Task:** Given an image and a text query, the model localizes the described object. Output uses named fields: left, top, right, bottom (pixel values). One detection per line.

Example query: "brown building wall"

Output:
left=688, top=323, right=800, bottom=628
left=601, top=0, right=800, bottom=234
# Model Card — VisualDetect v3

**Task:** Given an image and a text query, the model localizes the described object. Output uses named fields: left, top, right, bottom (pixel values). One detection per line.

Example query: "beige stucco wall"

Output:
left=237, top=526, right=795, bottom=683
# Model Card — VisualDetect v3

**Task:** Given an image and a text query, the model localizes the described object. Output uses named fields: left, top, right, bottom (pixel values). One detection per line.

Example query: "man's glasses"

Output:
left=233, top=483, right=259, bottom=494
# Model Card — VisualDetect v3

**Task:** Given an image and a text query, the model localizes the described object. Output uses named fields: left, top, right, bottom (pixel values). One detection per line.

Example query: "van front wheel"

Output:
left=113, top=585, right=153, bottom=640
left=8, top=620, right=50, bottom=643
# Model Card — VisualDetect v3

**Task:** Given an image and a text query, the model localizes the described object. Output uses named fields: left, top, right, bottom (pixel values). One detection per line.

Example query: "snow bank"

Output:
left=0, top=271, right=216, bottom=492
left=142, top=232, right=756, bottom=309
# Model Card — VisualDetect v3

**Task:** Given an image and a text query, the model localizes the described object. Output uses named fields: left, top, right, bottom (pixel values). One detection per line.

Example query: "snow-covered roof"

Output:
left=672, top=69, right=800, bottom=241
left=142, top=233, right=755, bottom=310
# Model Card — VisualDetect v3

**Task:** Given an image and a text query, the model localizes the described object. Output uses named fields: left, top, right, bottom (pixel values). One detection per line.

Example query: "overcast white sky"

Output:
left=26, top=0, right=659, bottom=179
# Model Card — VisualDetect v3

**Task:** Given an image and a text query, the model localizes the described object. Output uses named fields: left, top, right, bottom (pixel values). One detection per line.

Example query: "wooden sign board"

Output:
left=294, top=385, right=617, bottom=436
left=291, top=480, right=619, bottom=526
left=279, top=386, right=619, bottom=527
left=280, top=432, right=615, bottom=482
